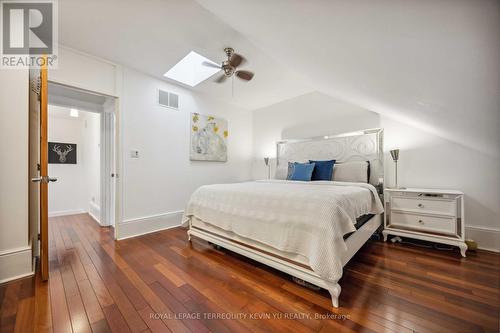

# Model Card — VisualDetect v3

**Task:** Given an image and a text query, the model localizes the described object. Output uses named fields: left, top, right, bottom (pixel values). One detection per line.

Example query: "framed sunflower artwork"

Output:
left=190, top=113, right=228, bottom=162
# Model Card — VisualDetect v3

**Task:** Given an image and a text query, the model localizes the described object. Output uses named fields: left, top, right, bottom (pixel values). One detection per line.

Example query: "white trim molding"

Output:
left=48, top=209, right=86, bottom=217
left=0, top=245, right=34, bottom=284
left=116, top=210, right=183, bottom=240
left=465, top=226, right=500, bottom=253
left=89, top=201, right=101, bottom=225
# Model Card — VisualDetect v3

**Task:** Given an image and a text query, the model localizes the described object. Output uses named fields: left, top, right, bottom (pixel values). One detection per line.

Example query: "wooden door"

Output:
left=29, top=56, right=50, bottom=281
left=39, top=58, right=49, bottom=280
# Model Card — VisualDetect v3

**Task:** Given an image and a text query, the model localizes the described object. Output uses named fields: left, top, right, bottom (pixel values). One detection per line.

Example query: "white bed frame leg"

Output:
left=187, top=230, right=192, bottom=242
left=327, top=283, right=341, bottom=308
left=459, top=243, right=467, bottom=257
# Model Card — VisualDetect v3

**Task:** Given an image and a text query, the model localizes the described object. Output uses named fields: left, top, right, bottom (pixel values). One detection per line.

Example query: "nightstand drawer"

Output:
left=390, top=212, right=456, bottom=236
left=391, top=196, right=455, bottom=215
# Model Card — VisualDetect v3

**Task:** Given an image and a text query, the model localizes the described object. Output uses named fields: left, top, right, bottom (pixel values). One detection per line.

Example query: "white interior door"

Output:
left=100, top=101, right=116, bottom=227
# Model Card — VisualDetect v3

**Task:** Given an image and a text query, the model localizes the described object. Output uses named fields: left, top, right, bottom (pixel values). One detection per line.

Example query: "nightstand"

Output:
left=382, top=188, right=467, bottom=257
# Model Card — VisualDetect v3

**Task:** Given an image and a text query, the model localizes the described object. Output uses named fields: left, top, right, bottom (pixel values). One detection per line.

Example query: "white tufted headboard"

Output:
left=276, top=128, right=384, bottom=187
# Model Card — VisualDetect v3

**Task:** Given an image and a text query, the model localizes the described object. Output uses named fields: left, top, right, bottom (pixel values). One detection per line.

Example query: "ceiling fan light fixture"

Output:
left=205, top=47, right=255, bottom=84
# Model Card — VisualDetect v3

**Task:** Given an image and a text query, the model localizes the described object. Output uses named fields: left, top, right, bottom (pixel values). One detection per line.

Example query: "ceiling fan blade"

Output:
left=235, top=70, right=254, bottom=81
left=214, top=74, right=227, bottom=83
left=202, top=61, right=221, bottom=69
left=230, top=53, right=246, bottom=67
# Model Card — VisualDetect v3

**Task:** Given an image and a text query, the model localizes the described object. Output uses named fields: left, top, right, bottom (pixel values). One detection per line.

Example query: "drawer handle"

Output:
left=418, top=203, right=424, bottom=208
left=418, top=219, right=424, bottom=224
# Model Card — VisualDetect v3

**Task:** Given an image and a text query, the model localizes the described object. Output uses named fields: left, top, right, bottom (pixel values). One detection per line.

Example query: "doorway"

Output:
left=47, top=82, right=117, bottom=229
left=29, top=66, right=119, bottom=281
left=47, top=106, right=101, bottom=221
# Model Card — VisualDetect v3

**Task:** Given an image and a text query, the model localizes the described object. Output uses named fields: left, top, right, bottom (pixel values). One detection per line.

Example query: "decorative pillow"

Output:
left=274, top=161, right=306, bottom=180
left=309, top=159, right=336, bottom=181
left=288, top=162, right=315, bottom=181
left=332, top=161, right=370, bottom=183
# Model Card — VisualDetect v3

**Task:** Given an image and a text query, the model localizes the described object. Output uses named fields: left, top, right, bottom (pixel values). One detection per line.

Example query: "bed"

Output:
left=183, top=128, right=384, bottom=308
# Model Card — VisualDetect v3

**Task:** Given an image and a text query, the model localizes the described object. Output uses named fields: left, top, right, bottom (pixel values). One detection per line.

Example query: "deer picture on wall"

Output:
left=48, top=142, right=77, bottom=164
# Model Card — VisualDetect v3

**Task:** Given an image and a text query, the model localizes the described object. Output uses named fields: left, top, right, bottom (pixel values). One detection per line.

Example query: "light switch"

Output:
left=131, top=150, right=139, bottom=158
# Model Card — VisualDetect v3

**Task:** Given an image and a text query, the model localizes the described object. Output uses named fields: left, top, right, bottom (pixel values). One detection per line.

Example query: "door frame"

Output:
left=46, top=80, right=121, bottom=238
left=40, top=59, right=49, bottom=280
left=100, top=102, right=116, bottom=227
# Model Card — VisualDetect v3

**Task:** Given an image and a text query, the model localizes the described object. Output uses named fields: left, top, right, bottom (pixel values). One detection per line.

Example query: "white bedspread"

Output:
left=182, top=180, right=384, bottom=282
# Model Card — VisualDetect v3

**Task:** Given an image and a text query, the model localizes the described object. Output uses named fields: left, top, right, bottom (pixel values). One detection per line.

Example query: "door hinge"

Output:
left=37, top=163, right=41, bottom=171
left=30, top=77, right=41, bottom=95
left=37, top=233, right=40, bottom=240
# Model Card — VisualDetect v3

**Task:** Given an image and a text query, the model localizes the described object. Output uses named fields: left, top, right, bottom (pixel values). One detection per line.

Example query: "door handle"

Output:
left=31, top=176, right=57, bottom=183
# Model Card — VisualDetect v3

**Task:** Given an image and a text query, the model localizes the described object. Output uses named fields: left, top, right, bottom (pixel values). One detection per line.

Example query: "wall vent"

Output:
left=158, top=89, right=179, bottom=109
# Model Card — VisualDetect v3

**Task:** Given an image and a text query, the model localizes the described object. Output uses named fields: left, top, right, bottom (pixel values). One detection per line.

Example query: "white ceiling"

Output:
left=195, top=0, right=500, bottom=155
left=57, top=0, right=312, bottom=110
left=58, top=0, right=499, bottom=154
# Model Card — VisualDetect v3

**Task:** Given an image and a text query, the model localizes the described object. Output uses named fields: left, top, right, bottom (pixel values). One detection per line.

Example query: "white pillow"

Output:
left=332, top=161, right=369, bottom=183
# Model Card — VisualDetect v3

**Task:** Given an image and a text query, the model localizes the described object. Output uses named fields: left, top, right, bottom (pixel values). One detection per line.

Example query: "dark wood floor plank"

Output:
left=102, top=304, right=131, bottom=333
left=66, top=293, right=92, bottom=333
left=13, top=295, right=35, bottom=333
left=0, top=280, right=22, bottom=333
left=76, top=279, right=105, bottom=324
left=34, top=269, right=53, bottom=333
left=2, top=213, right=499, bottom=333
left=48, top=269, right=73, bottom=333
left=71, top=219, right=148, bottom=333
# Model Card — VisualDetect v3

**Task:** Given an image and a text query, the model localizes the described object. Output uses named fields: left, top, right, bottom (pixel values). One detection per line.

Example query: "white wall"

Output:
left=50, top=46, right=118, bottom=97
left=118, top=68, right=253, bottom=238
left=252, top=92, right=500, bottom=251
left=48, top=46, right=499, bottom=251
left=0, top=69, right=33, bottom=283
left=48, top=106, right=100, bottom=219
left=252, top=91, right=380, bottom=178
left=382, top=117, right=500, bottom=251
left=48, top=47, right=255, bottom=238
left=48, top=108, right=87, bottom=215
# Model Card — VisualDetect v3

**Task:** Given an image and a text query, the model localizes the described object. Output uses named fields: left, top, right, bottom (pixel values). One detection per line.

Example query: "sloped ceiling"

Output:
left=58, top=0, right=500, bottom=155
left=57, top=0, right=312, bottom=110
left=195, top=0, right=500, bottom=155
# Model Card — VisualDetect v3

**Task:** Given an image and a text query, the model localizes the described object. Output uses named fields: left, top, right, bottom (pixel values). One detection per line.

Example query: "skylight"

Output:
left=163, top=51, right=220, bottom=87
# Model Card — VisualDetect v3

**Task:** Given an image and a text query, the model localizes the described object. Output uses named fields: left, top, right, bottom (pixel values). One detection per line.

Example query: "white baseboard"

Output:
left=88, top=201, right=101, bottom=225
left=48, top=209, right=86, bottom=217
left=117, top=210, right=183, bottom=240
left=465, top=226, right=500, bottom=252
left=0, top=246, right=34, bottom=284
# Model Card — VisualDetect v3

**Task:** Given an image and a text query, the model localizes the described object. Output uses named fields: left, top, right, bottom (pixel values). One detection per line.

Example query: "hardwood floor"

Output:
left=1, top=213, right=499, bottom=333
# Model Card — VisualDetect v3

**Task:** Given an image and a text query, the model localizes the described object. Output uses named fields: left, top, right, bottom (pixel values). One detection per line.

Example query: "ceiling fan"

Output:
left=203, top=47, right=254, bottom=83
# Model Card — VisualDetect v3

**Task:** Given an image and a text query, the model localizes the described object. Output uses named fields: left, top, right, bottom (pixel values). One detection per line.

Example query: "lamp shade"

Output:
left=390, top=149, right=400, bottom=161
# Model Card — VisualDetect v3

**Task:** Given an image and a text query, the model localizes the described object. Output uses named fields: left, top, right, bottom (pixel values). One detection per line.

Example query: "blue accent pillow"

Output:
left=309, top=159, right=336, bottom=181
left=288, top=162, right=315, bottom=181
